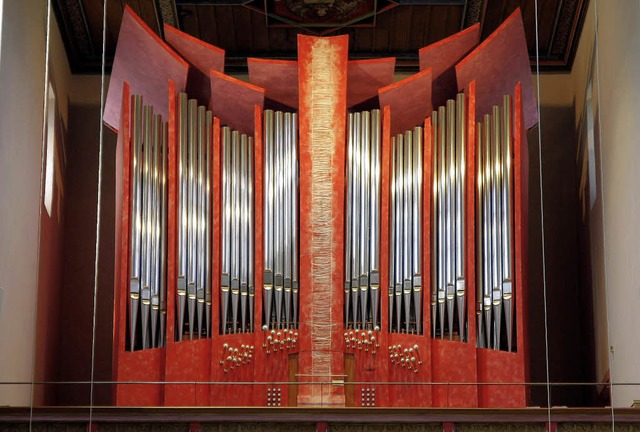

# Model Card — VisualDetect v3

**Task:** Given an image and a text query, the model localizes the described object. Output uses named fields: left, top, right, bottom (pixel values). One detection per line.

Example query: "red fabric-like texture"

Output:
left=248, top=59, right=299, bottom=109
left=455, top=9, right=538, bottom=129
left=419, top=24, right=480, bottom=108
left=164, top=24, right=225, bottom=106
left=209, top=70, right=265, bottom=135
left=378, top=69, right=433, bottom=136
left=347, top=58, right=396, bottom=108
left=104, top=6, right=188, bottom=132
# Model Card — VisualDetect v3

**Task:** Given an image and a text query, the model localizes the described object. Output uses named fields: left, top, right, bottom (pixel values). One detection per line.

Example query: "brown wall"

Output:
left=526, top=104, right=595, bottom=406
left=34, top=135, right=66, bottom=405
left=57, top=104, right=116, bottom=405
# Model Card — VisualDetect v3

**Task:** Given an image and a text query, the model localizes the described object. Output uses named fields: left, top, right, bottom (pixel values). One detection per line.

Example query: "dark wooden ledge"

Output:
left=0, top=407, right=638, bottom=424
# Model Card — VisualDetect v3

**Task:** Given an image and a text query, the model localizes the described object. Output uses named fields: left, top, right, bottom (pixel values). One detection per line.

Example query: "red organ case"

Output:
left=109, top=5, right=533, bottom=407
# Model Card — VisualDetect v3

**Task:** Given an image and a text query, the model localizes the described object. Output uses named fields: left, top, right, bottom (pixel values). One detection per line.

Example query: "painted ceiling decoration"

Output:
left=53, top=0, right=588, bottom=73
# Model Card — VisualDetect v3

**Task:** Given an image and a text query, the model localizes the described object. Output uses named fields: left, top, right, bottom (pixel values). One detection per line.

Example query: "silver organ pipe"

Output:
left=221, top=127, right=255, bottom=334
left=475, top=96, right=515, bottom=351
left=262, top=110, right=299, bottom=330
left=430, top=95, right=467, bottom=341
left=345, top=110, right=382, bottom=331
left=127, top=95, right=170, bottom=350
left=388, top=124, right=423, bottom=334
left=175, top=94, right=213, bottom=340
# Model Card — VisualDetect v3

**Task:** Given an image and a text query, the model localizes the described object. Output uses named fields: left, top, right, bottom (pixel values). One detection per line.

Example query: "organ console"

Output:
left=109, top=4, right=534, bottom=408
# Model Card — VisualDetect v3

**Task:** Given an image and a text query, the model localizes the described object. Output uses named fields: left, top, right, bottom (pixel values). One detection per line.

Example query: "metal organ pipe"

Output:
left=262, top=110, right=299, bottom=331
left=430, top=94, right=467, bottom=341
left=345, top=110, right=382, bottom=331
left=123, top=91, right=517, bottom=354
left=127, top=95, right=172, bottom=350
left=475, top=96, right=516, bottom=352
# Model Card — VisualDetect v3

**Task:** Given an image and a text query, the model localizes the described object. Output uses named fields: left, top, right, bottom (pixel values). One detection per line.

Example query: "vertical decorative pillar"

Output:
left=297, top=34, right=349, bottom=407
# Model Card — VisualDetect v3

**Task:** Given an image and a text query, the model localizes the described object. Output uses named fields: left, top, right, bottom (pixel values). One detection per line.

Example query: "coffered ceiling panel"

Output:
left=53, top=0, right=588, bottom=73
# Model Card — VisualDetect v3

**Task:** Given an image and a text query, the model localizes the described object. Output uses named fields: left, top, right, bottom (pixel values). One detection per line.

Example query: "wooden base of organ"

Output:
left=110, top=5, right=534, bottom=408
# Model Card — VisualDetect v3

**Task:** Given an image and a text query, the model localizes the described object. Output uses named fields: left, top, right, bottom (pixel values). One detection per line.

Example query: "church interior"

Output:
left=1, top=0, right=639, bottom=429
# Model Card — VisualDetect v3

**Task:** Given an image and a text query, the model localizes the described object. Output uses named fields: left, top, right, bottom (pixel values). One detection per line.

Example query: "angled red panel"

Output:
left=209, top=70, right=265, bottom=135
left=419, top=24, right=480, bottom=108
left=455, top=8, right=538, bottom=129
left=378, top=68, right=433, bottom=136
left=347, top=58, right=396, bottom=108
left=104, top=5, right=188, bottom=132
left=164, top=24, right=225, bottom=106
left=247, top=58, right=299, bottom=109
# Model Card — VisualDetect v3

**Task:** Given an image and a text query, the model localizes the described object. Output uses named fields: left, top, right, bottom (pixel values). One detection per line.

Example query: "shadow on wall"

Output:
left=527, top=104, right=597, bottom=407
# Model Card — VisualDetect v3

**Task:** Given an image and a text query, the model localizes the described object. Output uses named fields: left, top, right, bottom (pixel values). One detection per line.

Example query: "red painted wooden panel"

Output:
left=165, top=81, right=178, bottom=361
left=164, top=24, right=225, bottom=106
left=387, top=333, right=431, bottom=407
left=431, top=338, right=478, bottom=407
left=211, top=117, right=222, bottom=339
left=379, top=105, right=391, bottom=342
left=378, top=69, right=433, bottom=137
left=104, top=6, right=188, bottom=132
left=165, top=339, right=212, bottom=406
left=210, top=333, right=257, bottom=406
left=252, top=106, right=264, bottom=339
left=347, top=58, right=396, bottom=108
left=455, top=9, right=538, bottom=129
left=419, top=24, right=480, bottom=108
left=515, top=82, right=531, bottom=397
left=112, top=81, right=129, bottom=403
left=209, top=70, right=265, bottom=135
left=247, top=59, right=299, bottom=109
left=465, top=81, right=478, bottom=353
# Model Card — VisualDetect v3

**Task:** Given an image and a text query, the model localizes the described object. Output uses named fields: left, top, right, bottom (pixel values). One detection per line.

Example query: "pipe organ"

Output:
left=109, top=5, right=534, bottom=408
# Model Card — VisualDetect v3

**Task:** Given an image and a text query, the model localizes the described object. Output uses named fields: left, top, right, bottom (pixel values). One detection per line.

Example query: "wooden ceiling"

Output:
left=53, top=0, right=588, bottom=74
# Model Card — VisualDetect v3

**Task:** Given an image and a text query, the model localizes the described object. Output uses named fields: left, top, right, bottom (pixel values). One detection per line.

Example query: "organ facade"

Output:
left=109, top=5, right=535, bottom=408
